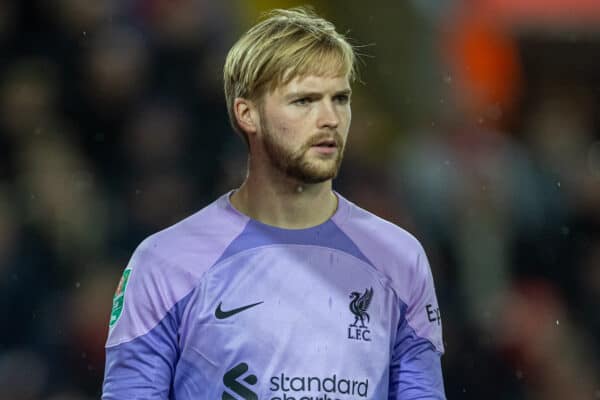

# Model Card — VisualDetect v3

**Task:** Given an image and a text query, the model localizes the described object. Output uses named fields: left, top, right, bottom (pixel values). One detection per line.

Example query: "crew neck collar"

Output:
left=219, top=189, right=350, bottom=231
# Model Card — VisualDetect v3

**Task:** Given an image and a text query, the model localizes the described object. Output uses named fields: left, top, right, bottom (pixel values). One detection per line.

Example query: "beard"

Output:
left=260, top=118, right=345, bottom=184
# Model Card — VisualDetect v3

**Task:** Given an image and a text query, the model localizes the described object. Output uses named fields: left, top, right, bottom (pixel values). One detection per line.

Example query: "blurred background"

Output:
left=1, top=0, right=599, bottom=398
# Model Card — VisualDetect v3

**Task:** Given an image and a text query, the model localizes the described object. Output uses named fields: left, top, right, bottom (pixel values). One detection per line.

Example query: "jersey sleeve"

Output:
left=389, top=247, right=446, bottom=400
left=102, top=243, right=192, bottom=400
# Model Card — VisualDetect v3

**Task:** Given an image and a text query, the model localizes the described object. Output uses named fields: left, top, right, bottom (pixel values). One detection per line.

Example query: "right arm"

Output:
left=102, top=246, right=190, bottom=399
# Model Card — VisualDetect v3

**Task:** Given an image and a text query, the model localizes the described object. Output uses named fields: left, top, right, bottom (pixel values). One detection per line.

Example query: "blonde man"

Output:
left=103, top=7, right=445, bottom=399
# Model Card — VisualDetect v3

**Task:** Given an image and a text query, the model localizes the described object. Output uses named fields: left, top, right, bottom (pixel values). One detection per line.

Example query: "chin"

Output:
left=289, top=163, right=340, bottom=184
left=299, top=174, right=335, bottom=184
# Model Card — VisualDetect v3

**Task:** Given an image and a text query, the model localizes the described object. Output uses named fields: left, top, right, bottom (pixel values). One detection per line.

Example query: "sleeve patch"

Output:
left=109, top=268, right=132, bottom=328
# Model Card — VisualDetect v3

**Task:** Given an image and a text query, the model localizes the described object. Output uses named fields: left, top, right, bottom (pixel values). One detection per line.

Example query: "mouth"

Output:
left=310, top=138, right=339, bottom=155
left=311, top=138, right=338, bottom=149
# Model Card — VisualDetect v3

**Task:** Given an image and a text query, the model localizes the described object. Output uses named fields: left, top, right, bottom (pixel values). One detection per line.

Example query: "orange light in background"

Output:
left=441, top=12, right=522, bottom=123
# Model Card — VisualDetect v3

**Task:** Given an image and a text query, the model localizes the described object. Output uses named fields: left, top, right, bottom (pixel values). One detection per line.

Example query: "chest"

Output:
left=177, top=246, right=400, bottom=399
left=196, top=247, right=395, bottom=338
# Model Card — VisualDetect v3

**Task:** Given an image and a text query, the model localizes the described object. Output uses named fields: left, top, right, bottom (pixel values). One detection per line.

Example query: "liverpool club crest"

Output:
left=348, top=287, right=373, bottom=342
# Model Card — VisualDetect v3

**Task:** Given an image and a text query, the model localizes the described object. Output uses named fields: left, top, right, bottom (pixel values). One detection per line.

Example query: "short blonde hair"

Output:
left=223, top=7, right=357, bottom=142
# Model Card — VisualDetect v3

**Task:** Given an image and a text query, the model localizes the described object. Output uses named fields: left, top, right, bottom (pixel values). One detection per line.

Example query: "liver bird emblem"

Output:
left=349, top=288, right=373, bottom=328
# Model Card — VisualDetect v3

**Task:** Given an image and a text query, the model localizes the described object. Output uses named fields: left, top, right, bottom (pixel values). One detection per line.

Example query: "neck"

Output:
left=230, top=158, right=338, bottom=229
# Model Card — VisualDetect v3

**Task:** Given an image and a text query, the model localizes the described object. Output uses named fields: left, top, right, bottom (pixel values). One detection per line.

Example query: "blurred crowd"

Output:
left=1, top=1, right=239, bottom=398
left=1, top=1, right=599, bottom=399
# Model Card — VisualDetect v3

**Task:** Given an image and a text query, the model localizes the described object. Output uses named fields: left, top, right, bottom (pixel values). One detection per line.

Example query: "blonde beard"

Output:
left=261, top=120, right=345, bottom=184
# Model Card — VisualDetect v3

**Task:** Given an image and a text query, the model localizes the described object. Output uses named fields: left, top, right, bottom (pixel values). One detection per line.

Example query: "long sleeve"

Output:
left=102, top=243, right=192, bottom=399
left=389, top=249, right=446, bottom=399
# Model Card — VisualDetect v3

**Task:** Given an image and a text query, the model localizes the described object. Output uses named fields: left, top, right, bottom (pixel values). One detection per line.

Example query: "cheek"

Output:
left=262, top=113, right=287, bottom=136
left=269, top=113, right=300, bottom=139
left=271, top=120, right=292, bottom=139
left=341, top=107, right=351, bottom=132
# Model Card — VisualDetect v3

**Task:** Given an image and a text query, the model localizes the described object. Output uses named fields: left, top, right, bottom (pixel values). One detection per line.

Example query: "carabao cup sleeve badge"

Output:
left=109, top=268, right=132, bottom=327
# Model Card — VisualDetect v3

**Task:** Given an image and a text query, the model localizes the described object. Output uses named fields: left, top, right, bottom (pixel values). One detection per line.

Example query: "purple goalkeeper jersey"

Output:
left=102, top=191, right=445, bottom=400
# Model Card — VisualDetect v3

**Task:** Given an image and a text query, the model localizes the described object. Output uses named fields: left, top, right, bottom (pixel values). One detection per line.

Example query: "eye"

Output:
left=334, top=94, right=350, bottom=105
left=293, top=97, right=311, bottom=106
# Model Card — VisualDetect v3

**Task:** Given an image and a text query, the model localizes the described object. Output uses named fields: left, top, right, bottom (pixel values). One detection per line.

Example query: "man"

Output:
left=103, top=7, right=445, bottom=399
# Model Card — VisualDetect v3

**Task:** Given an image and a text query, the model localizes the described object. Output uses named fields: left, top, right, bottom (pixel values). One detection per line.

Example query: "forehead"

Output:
left=274, top=74, right=351, bottom=96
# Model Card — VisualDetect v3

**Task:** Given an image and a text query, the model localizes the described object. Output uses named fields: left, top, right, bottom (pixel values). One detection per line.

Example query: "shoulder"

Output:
left=107, top=193, right=249, bottom=346
left=131, top=192, right=249, bottom=280
left=333, top=194, right=429, bottom=302
left=334, top=194, right=445, bottom=353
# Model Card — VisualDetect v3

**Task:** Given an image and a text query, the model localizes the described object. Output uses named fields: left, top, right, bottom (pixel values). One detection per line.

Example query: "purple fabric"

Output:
left=389, top=303, right=445, bottom=399
left=106, top=194, right=249, bottom=346
left=333, top=196, right=445, bottom=354
left=102, top=191, right=446, bottom=399
left=216, top=218, right=372, bottom=267
left=103, top=293, right=192, bottom=399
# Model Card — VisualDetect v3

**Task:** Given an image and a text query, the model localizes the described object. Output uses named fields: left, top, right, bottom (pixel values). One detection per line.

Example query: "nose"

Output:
left=317, top=100, right=339, bottom=130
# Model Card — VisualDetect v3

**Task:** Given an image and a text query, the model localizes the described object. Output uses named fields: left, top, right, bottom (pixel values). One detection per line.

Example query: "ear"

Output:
left=233, top=97, right=259, bottom=137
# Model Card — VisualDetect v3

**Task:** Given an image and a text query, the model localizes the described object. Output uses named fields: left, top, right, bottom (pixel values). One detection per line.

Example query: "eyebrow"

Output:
left=285, top=88, right=352, bottom=101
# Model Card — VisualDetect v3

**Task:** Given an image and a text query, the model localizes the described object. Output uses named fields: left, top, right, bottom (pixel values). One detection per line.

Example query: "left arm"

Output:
left=389, top=249, right=446, bottom=399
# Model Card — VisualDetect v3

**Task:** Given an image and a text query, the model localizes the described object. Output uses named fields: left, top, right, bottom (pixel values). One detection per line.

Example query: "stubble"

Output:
left=261, top=118, right=345, bottom=184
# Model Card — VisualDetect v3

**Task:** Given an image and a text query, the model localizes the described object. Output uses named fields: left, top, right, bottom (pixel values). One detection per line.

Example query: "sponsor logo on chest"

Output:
left=222, top=362, right=370, bottom=400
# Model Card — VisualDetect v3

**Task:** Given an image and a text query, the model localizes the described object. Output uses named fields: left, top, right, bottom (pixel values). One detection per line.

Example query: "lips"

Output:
left=310, top=137, right=339, bottom=155
left=311, top=138, right=337, bottom=148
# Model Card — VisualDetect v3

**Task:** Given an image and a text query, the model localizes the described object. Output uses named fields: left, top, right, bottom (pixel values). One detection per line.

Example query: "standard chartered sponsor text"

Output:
left=269, top=373, right=369, bottom=400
